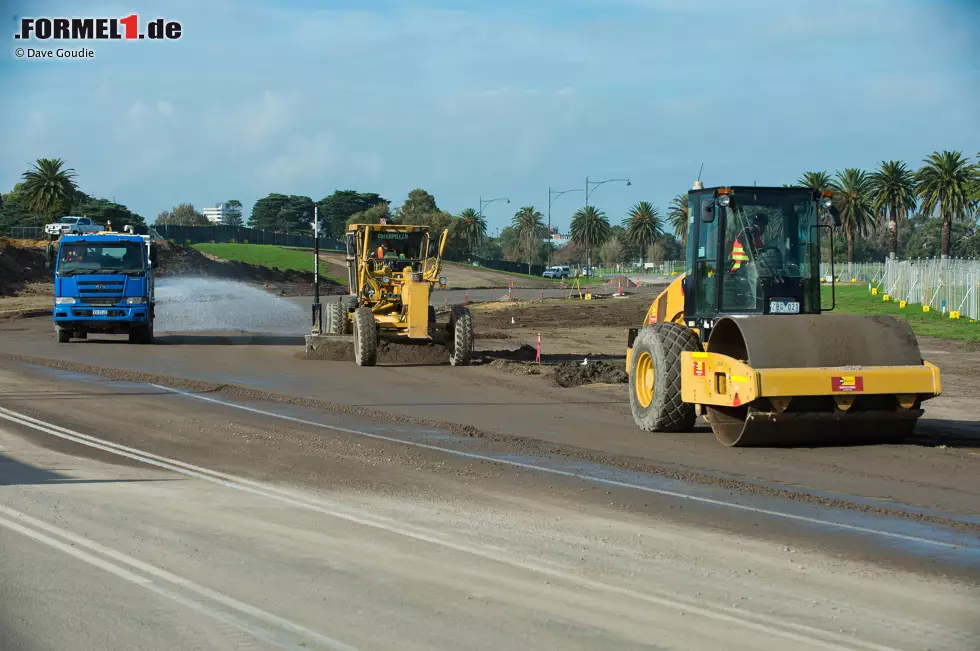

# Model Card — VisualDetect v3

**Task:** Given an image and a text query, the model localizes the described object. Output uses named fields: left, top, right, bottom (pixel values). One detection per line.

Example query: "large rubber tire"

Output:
left=353, top=307, right=378, bottom=366
left=324, top=302, right=344, bottom=335
left=448, top=306, right=473, bottom=367
left=628, top=322, right=701, bottom=432
left=56, top=327, right=71, bottom=344
left=74, top=331, right=87, bottom=340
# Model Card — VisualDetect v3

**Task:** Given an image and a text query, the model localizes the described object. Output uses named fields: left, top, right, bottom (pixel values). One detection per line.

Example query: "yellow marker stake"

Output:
left=883, top=294, right=890, bottom=302
left=899, top=300, right=907, bottom=308
left=871, top=288, right=878, bottom=295
left=922, top=305, right=930, bottom=312
left=950, top=311, right=960, bottom=320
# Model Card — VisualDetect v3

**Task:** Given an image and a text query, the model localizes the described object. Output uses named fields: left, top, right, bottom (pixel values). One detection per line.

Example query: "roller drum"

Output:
left=705, top=315, right=926, bottom=447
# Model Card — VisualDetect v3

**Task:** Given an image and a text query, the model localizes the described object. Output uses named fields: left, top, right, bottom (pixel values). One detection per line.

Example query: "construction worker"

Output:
left=730, top=213, right=767, bottom=273
left=376, top=240, right=390, bottom=259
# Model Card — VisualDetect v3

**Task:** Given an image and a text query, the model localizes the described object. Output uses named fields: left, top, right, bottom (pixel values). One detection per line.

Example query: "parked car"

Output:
left=542, top=265, right=571, bottom=279
left=45, top=216, right=104, bottom=236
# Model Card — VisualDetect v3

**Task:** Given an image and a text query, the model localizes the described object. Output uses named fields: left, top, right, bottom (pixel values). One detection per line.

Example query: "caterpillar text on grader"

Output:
left=318, top=222, right=474, bottom=367
left=626, top=183, right=942, bottom=447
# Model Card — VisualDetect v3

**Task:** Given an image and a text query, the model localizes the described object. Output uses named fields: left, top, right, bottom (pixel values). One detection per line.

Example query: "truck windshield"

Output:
left=58, top=242, right=145, bottom=275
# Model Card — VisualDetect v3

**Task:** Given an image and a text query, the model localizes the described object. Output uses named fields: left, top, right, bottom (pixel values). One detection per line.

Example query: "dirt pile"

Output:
left=473, top=295, right=656, bottom=331
left=298, top=339, right=451, bottom=365
left=552, top=360, right=628, bottom=387
left=156, top=245, right=343, bottom=297
left=0, top=238, right=48, bottom=296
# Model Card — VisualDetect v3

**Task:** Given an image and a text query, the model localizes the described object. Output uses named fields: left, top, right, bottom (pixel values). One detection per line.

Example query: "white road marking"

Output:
left=151, top=385, right=962, bottom=550
left=0, top=406, right=902, bottom=651
left=0, top=504, right=358, bottom=651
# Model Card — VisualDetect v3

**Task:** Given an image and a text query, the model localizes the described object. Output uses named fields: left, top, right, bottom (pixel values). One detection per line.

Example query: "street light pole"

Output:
left=548, top=186, right=584, bottom=266
left=585, top=176, right=631, bottom=207
left=478, top=196, right=510, bottom=257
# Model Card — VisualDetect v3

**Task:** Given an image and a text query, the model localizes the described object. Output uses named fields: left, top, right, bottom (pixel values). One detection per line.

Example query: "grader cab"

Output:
left=322, top=222, right=474, bottom=367
left=626, top=185, right=942, bottom=446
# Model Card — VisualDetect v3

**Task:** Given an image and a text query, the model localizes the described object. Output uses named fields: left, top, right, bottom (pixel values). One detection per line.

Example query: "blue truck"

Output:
left=53, top=231, right=156, bottom=344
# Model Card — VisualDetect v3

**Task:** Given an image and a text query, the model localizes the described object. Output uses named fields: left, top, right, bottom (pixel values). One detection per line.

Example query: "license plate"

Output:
left=92, top=309, right=108, bottom=316
left=769, top=300, right=800, bottom=314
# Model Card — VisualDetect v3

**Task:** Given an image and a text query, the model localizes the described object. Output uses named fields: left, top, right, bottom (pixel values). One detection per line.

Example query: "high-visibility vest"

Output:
left=377, top=246, right=385, bottom=259
left=730, top=229, right=762, bottom=271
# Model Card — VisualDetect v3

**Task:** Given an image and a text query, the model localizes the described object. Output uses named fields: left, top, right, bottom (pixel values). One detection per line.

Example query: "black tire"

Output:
left=628, top=322, right=701, bottom=432
left=428, top=305, right=436, bottom=326
left=353, top=307, right=378, bottom=366
left=324, top=302, right=344, bottom=335
left=74, top=331, right=87, bottom=340
left=56, top=327, right=71, bottom=344
left=128, top=322, right=153, bottom=344
left=448, top=306, right=473, bottom=367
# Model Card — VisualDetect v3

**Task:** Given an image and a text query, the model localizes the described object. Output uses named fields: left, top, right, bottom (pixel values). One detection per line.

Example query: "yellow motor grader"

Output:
left=322, top=222, right=473, bottom=367
left=626, top=184, right=942, bottom=447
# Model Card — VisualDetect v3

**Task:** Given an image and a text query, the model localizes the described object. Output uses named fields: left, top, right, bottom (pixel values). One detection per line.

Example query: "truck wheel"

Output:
left=324, top=302, right=344, bottom=335
left=629, top=322, right=700, bottom=432
left=129, top=324, right=153, bottom=344
left=448, top=306, right=473, bottom=367
left=74, top=331, right=87, bottom=340
left=353, top=307, right=377, bottom=366
left=56, top=327, right=71, bottom=344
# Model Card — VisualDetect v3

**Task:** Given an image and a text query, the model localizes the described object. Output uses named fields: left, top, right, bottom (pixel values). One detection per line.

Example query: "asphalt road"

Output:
left=0, top=362, right=977, bottom=651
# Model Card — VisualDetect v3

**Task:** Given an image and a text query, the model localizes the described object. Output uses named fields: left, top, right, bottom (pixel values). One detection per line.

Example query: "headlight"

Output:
left=718, top=194, right=731, bottom=207
left=125, top=297, right=146, bottom=304
left=55, top=297, right=76, bottom=305
left=820, top=197, right=834, bottom=210
left=382, top=275, right=390, bottom=284
left=439, top=276, right=447, bottom=285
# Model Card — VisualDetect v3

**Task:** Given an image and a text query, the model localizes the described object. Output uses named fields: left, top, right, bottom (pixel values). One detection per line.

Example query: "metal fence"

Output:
left=9, top=227, right=44, bottom=239
left=881, top=259, right=980, bottom=321
left=152, top=225, right=345, bottom=250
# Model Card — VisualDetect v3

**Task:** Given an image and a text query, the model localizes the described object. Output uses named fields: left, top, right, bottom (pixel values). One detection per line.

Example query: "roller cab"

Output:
left=626, top=184, right=942, bottom=447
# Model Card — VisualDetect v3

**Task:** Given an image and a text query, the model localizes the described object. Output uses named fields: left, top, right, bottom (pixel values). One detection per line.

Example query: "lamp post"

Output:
left=548, top=187, right=583, bottom=266
left=585, top=176, right=631, bottom=208
left=478, top=196, right=510, bottom=256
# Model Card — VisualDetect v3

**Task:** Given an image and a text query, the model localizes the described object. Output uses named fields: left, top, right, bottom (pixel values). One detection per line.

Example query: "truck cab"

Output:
left=53, top=232, right=156, bottom=344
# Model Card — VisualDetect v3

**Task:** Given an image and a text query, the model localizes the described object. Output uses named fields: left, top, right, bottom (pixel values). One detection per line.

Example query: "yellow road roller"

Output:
left=625, top=184, right=942, bottom=446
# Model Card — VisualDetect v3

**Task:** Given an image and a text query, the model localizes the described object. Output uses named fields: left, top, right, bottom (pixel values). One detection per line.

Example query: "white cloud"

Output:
left=157, top=101, right=174, bottom=118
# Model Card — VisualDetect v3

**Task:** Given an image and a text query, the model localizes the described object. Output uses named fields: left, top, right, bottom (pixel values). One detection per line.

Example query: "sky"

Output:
left=2, top=0, right=979, bottom=235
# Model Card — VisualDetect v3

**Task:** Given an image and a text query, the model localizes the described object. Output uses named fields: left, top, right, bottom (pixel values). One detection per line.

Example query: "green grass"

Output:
left=192, top=243, right=346, bottom=283
left=823, top=284, right=979, bottom=342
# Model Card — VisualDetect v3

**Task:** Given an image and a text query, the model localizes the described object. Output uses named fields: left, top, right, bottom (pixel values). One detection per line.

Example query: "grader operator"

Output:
left=626, top=184, right=942, bottom=447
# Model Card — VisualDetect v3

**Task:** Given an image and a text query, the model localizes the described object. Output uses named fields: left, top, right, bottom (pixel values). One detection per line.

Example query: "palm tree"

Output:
left=916, top=151, right=980, bottom=259
left=869, top=161, right=917, bottom=260
left=830, top=168, right=875, bottom=276
left=666, top=194, right=689, bottom=246
left=570, top=205, right=611, bottom=271
left=623, top=201, right=663, bottom=269
left=454, top=208, right=486, bottom=257
left=21, top=158, right=78, bottom=219
left=798, top=171, right=833, bottom=193
left=512, top=206, right=545, bottom=274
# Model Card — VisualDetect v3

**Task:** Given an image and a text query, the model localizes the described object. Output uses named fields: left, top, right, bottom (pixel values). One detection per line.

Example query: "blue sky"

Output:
left=2, top=0, right=978, bottom=234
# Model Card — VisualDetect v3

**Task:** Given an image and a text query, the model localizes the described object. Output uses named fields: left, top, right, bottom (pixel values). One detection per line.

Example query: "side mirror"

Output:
left=828, top=205, right=842, bottom=228
left=700, top=199, right=715, bottom=223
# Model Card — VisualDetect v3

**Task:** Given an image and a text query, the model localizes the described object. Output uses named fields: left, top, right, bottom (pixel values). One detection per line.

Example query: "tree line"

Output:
left=4, top=152, right=978, bottom=270
left=0, top=158, right=147, bottom=235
